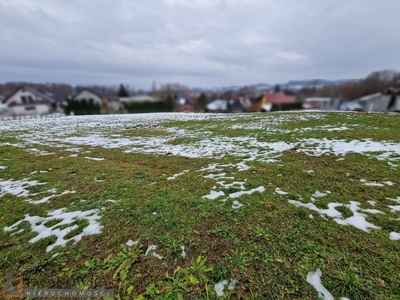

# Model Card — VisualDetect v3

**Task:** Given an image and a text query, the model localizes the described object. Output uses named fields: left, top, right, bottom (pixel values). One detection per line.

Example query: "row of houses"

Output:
left=304, top=91, right=400, bottom=112
left=1, top=86, right=399, bottom=117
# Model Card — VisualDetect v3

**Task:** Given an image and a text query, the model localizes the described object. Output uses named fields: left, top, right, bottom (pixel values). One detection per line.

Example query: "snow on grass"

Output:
left=289, top=200, right=383, bottom=233
left=388, top=205, right=400, bottom=212
left=26, top=190, right=76, bottom=205
left=229, top=186, right=265, bottom=199
left=367, top=200, right=376, bottom=206
left=0, top=166, right=7, bottom=170
left=0, top=176, right=76, bottom=204
left=303, top=170, right=314, bottom=174
left=312, top=190, right=331, bottom=198
left=0, top=178, right=47, bottom=198
left=181, top=246, right=186, bottom=258
left=360, top=179, right=384, bottom=187
left=216, top=180, right=247, bottom=190
left=126, top=239, right=138, bottom=247
left=214, top=279, right=239, bottom=297
left=387, top=196, right=400, bottom=204
left=275, top=187, right=289, bottom=195
left=306, top=269, right=334, bottom=300
left=167, top=170, right=189, bottom=180
left=202, top=190, right=225, bottom=200
left=232, top=200, right=244, bottom=209
left=145, top=245, right=163, bottom=260
left=389, top=232, right=400, bottom=241
left=3, top=208, right=103, bottom=252
left=2, top=114, right=400, bottom=169
left=85, top=157, right=105, bottom=161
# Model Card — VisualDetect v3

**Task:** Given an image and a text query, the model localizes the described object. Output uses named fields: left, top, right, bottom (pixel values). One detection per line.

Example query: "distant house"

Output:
left=247, top=93, right=297, bottom=112
left=303, top=98, right=333, bottom=110
left=207, top=99, right=231, bottom=113
left=357, top=93, right=399, bottom=112
left=2, top=86, right=54, bottom=116
left=72, top=89, right=102, bottom=105
left=174, top=95, right=195, bottom=113
left=247, top=95, right=273, bottom=112
left=339, top=101, right=363, bottom=112
left=265, top=93, right=296, bottom=105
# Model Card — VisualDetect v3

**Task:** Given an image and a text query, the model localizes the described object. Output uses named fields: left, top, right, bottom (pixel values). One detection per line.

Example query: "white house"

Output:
left=72, top=89, right=102, bottom=104
left=2, top=87, right=54, bottom=116
left=303, top=98, right=332, bottom=110
left=357, top=93, right=399, bottom=112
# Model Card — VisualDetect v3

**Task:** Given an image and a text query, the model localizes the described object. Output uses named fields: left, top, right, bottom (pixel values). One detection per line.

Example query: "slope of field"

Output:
left=0, top=112, right=399, bottom=299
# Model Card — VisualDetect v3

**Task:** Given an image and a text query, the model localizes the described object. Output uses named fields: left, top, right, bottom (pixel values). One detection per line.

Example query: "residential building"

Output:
left=357, top=93, right=399, bottom=112
left=174, top=95, right=195, bottom=113
left=2, top=86, right=55, bottom=116
left=72, top=89, right=102, bottom=105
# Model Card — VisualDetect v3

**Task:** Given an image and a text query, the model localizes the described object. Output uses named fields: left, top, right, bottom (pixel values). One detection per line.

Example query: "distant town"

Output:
left=1, top=69, right=399, bottom=118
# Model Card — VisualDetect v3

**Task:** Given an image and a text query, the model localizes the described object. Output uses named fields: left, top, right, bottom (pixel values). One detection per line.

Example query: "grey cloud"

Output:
left=1, top=0, right=400, bottom=88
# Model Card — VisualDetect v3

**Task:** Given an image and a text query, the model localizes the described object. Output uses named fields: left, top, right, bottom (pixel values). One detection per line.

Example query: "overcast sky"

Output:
left=1, top=0, right=399, bottom=89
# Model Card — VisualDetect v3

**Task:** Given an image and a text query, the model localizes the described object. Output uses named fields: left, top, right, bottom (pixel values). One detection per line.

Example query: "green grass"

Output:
left=0, top=112, right=399, bottom=299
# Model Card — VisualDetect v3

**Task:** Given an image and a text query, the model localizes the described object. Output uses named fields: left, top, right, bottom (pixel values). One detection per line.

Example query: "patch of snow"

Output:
left=232, top=200, right=244, bottom=209
left=387, top=197, right=400, bottom=204
left=312, top=190, right=331, bottom=198
left=214, top=280, right=228, bottom=297
left=389, top=232, right=400, bottom=241
left=303, top=170, right=314, bottom=174
left=367, top=200, right=376, bottom=206
left=152, top=212, right=157, bottom=215
left=306, top=269, right=334, bottom=300
left=152, top=252, right=163, bottom=260
left=0, top=178, right=47, bottom=198
left=228, top=279, right=239, bottom=290
left=360, top=179, right=384, bottom=187
left=289, top=200, right=381, bottom=233
left=181, top=246, right=186, bottom=258
left=383, top=181, right=395, bottom=186
left=105, top=199, right=116, bottom=203
left=85, top=157, right=104, bottom=161
left=3, top=207, right=103, bottom=252
left=216, top=180, right=246, bottom=190
left=275, top=187, right=289, bottom=195
left=229, top=186, right=265, bottom=199
left=167, top=170, right=189, bottom=180
left=388, top=205, right=400, bottom=212
left=145, top=245, right=163, bottom=259
left=126, top=239, right=138, bottom=247
left=51, top=253, right=61, bottom=259
left=202, top=190, right=225, bottom=200
left=0, top=166, right=8, bottom=170
left=214, top=279, right=238, bottom=297
left=145, top=245, right=157, bottom=256
left=309, top=214, right=314, bottom=219
left=26, top=190, right=76, bottom=205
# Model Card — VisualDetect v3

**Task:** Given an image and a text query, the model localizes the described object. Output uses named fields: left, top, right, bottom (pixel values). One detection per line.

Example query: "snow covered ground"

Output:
left=0, top=112, right=399, bottom=298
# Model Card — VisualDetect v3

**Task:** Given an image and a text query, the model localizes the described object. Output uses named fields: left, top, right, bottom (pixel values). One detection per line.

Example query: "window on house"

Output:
left=21, top=96, right=27, bottom=103
left=27, top=96, right=34, bottom=103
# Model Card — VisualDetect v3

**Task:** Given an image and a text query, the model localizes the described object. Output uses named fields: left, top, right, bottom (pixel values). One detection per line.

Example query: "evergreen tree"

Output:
left=195, top=93, right=208, bottom=111
left=117, top=84, right=129, bottom=97
left=227, top=99, right=232, bottom=113
left=274, top=84, right=281, bottom=93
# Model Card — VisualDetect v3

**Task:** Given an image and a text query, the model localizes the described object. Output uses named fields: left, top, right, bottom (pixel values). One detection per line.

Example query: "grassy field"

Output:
left=0, top=112, right=399, bottom=299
